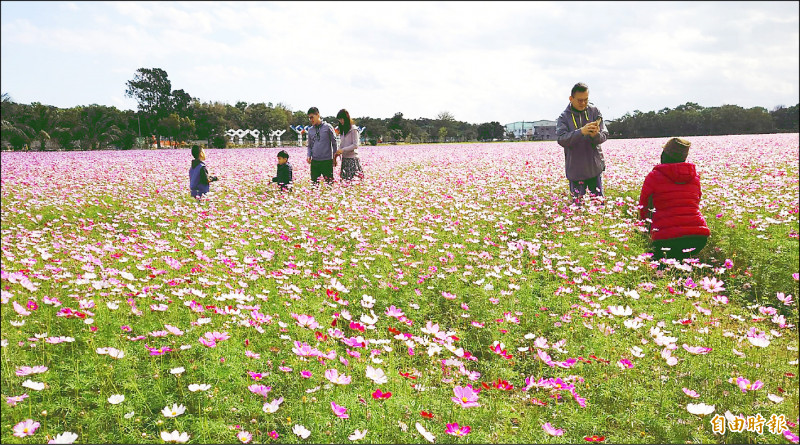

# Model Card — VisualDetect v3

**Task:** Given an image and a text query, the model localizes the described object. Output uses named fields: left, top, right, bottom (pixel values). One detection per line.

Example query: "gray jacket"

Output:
left=556, top=104, right=608, bottom=181
left=307, top=121, right=338, bottom=161
left=338, top=125, right=360, bottom=159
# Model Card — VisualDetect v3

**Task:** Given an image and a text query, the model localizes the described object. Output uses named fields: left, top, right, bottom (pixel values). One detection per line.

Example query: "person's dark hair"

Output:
left=336, top=109, right=352, bottom=136
left=571, top=82, right=589, bottom=97
left=277, top=150, right=289, bottom=159
left=191, top=145, right=202, bottom=160
left=307, top=106, right=320, bottom=115
left=660, top=152, right=686, bottom=164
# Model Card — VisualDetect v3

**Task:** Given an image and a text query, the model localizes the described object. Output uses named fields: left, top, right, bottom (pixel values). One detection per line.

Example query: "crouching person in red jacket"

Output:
left=638, top=138, right=710, bottom=264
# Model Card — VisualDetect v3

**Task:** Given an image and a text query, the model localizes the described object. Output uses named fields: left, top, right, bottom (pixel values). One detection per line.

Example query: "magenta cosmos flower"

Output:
left=331, top=401, right=349, bottom=419
left=542, top=422, right=564, bottom=436
left=445, top=423, right=471, bottom=436
left=451, top=385, right=480, bottom=408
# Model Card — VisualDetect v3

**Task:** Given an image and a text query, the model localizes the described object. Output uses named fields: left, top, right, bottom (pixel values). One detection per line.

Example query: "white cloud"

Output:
left=1, top=1, right=797, bottom=121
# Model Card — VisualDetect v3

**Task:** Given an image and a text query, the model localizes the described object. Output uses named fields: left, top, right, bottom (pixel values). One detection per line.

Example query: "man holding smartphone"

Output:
left=556, top=82, right=608, bottom=203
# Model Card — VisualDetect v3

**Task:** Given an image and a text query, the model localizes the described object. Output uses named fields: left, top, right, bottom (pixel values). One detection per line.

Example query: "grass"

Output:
left=1, top=135, right=798, bottom=444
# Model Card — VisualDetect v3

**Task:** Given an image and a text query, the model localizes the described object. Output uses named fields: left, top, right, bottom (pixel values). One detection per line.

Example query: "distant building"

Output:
left=532, top=120, right=557, bottom=140
left=504, top=121, right=536, bottom=139
left=503, top=120, right=557, bottom=141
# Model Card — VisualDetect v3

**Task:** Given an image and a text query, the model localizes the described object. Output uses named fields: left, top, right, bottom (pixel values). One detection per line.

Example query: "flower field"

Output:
left=1, top=133, right=798, bottom=444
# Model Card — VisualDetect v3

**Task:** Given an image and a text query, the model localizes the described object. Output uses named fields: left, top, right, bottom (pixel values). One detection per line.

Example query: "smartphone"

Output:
left=595, top=117, right=602, bottom=126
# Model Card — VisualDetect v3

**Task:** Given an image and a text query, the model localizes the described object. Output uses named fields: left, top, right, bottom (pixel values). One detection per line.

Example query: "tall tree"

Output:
left=125, top=68, right=172, bottom=149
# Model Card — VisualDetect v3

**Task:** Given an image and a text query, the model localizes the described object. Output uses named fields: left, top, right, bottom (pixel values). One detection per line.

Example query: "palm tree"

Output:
left=76, top=105, right=122, bottom=150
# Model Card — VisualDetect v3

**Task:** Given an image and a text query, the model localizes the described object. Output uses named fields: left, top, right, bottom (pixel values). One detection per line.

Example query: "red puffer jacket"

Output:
left=638, top=162, right=710, bottom=241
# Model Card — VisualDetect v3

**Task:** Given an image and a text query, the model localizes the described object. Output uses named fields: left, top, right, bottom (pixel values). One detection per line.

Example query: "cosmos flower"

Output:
left=161, top=403, right=186, bottom=418
left=48, top=432, right=78, bottom=444
left=13, top=419, right=40, bottom=438
left=451, top=385, right=480, bottom=408
left=445, top=423, right=471, bottom=436
left=160, top=431, right=190, bottom=443
left=542, top=422, right=564, bottom=436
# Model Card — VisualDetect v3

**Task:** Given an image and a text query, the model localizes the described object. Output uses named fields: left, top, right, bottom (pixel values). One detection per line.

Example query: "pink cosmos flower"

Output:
left=700, top=277, right=725, bottom=293
left=682, top=344, right=712, bottom=355
left=542, top=422, right=564, bottom=436
left=248, top=384, right=272, bottom=398
left=784, top=430, right=799, bottom=444
left=13, top=301, right=31, bottom=316
left=445, top=423, right=471, bottom=436
left=237, top=431, right=252, bottom=443
left=301, top=370, right=313, bottom=378
left=278, top=366, right=292, bottom=372
left=292, top=341, right=319, bottom=358
left=324, top=369, right=352, bottom=385
left=13, top=419, right=40, bottom=438
left=777, top=293, right=794, bottom=306
left=245, top=350, right=261, bottom=359
left=385, top=305, right=405, bottom=318
left=6, top=393, right=29, bottom=406
left=331, top=401, right=349, bottom=419
left=293, top=313, right=320, bottom=329
left=165, top=325, right=184, bottom=336
left=682, top=388, right=700, bottom=398
left=268, top=431, right=279, bottom=440
left=16, top=366, right=47, bottom=376
left=451, top=385, right=480, bottom=408
left=736, top=377, right=763, bottom=393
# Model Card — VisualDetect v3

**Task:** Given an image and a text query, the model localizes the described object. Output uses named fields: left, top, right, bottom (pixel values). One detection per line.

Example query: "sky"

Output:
left=1, top=1, right=798, bottom=124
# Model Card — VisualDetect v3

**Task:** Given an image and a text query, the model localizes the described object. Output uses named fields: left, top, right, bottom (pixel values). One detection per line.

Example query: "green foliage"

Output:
left=608, top=102, right=795, bottom=139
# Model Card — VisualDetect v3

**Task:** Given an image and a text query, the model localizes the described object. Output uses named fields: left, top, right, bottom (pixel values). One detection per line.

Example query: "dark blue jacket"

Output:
left=272, top=162, right=293, bottom=185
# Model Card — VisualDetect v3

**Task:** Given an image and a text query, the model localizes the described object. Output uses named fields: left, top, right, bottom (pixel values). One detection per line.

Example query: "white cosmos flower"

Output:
left=124, top=411, right=135, bottom=419
left=188, top=383, right=211, bottom=392
left=415, top=422, right=436, bottom=443
left=48, top=431, right=78, bottom=444
left=22, top=379, right=45, bottom=391
left=108, top=394, right=125, bottom=404
left=161, top=403, right=186, bottom=417
left=263, top=397, right=284, bottom=414
left=608, top=305, right=633, bottom=316
left=365, top=366, right=388, bottom=385
left=360, top=295, right=375, bottom=308
left=292, top=424, right=311, bottom=439
left=767, top=393, right=784, bottom=403
left=630, top=346, right=645, bottom=358
left=170, top=367, right=185, bottom=375
left=348, top=429, right=368, bottom=441
left=686, top=403, right=715, bottom=416
left=160, top=431, right=190, bottom=443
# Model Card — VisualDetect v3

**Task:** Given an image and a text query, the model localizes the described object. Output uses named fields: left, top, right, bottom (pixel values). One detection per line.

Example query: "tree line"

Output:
left=1, top=67, right=797, bottom=151
left=606, top=102, right=798, bottom=139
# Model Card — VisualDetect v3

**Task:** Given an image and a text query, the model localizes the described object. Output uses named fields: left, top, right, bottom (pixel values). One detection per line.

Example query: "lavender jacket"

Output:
left=338, top=125, right=360, bottom=159
left=556, top=104, right=608, bottom=181
left=307, top=121, right=338, bottom=161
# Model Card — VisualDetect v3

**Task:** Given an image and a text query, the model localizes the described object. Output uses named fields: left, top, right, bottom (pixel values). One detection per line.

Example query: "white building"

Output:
left=503, top=120, right=557, bottom=140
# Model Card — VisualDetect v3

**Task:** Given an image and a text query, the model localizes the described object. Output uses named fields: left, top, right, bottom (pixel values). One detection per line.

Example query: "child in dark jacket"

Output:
left=638, top=137, right=710, bottom=263
left=189, top=145, right=218, bottom=199
left=272, top=150, right=293, bottom=191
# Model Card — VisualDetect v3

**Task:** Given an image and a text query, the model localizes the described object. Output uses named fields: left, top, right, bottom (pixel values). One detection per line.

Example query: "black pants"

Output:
left=652, top=235, right=708, bottom=262
left=310, top=159, right=334, bottom=184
